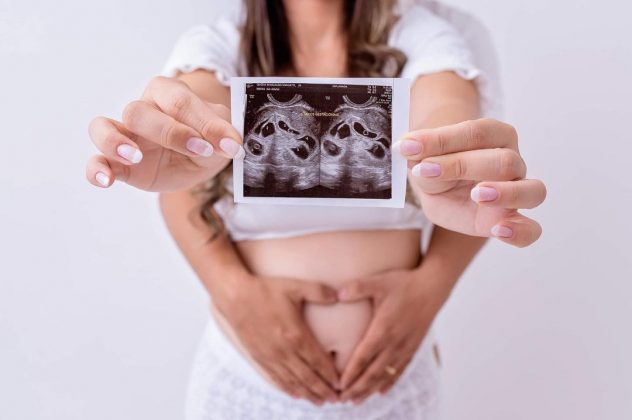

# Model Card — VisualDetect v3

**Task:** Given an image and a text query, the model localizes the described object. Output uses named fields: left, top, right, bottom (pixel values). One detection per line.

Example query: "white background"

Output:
left=1, top=0, right=630, bottom=419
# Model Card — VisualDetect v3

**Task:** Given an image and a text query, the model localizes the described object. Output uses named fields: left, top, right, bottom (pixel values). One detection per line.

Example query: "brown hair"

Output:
left=197, top=0, right=407, bottom=238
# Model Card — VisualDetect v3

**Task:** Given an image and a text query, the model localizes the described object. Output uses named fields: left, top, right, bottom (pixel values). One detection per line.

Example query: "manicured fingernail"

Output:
left=116, top=144, right=143, bottom=163
left=491, top=225, right=513, bottom=238
left=395, top=139, right=423, bottom=155
left=219, top=137, right=245, bottom=159
left=411, top=162, right=441, bottom=177
left=471, top=186, right=498, bottom=202
left=95, top=172, right=110, bottom=187
left=186, top=137, right=214, bottom=157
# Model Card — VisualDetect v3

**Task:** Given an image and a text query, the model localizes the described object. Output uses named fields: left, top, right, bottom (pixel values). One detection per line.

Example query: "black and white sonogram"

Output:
left=242, top=83, right=393, bottom=199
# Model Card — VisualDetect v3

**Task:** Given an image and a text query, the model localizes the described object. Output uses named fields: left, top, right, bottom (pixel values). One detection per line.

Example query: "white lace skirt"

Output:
left=185, top=315, right=442, bottom=420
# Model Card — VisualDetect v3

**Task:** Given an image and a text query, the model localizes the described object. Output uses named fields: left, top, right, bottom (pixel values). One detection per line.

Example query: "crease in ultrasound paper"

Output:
left=241, top=83, right=394, bottom=199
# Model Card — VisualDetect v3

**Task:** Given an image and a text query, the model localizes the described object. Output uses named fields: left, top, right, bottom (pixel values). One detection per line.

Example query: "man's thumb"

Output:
left=337, top=279, right=378, bottom=302
left=295, top=282, right=338, bottom=304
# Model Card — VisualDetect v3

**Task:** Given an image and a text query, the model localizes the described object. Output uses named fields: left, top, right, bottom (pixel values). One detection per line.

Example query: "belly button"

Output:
left=329, top=350, right=337, bottom=360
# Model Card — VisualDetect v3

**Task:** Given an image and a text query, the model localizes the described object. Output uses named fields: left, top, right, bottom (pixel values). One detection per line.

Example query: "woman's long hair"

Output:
left=197, top=0, right=407, bottom=238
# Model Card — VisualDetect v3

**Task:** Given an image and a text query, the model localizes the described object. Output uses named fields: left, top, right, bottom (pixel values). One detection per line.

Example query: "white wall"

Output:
left=1, top=0, right=630, bottom=419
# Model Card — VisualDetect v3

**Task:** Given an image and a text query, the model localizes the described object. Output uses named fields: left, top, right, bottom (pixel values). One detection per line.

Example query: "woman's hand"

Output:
left=214, top=273, right=341, bottom=405
left=85, top=76, right=244, bottom=192
left=335, top=266, right=449, bottom=404
left=395, top=118, right=547, bottom=247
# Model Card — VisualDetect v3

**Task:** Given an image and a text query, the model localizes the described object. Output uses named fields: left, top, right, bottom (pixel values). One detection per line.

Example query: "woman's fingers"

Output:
left=411, top=148, right=526, bottom=182
left=470, top=179, right=547, bottom=209
left=85, top=154, right=129, bottom=188
left=490, top=213, right=543, bottom=248
left=395, top=118, right=519, bottom=161
left=141, top=76, right=243, bottom=158
left=89, top=116, right=143, bottom=165
left=122, top=100, right=214, bottom=158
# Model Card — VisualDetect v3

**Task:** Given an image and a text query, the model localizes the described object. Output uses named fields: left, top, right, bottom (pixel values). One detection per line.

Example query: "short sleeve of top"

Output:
left=161, top=2, right=502, bottom=117
left=161, top=9, right=242, bottom=86
left=390, top=6, right=480, bottom=83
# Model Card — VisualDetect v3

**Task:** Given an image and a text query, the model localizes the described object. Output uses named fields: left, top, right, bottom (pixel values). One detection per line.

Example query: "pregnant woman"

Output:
left=85, top=0, right=546, bottom=418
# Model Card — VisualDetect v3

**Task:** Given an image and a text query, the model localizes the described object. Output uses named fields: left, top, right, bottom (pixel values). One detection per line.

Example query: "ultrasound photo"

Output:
left=242, top=82, right=393, bottom=199
left=231, top=77, right=410, bottom=207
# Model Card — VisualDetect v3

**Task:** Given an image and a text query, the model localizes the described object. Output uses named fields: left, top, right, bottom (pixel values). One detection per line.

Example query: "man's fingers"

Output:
left=411, top=148, right=526, bottom=182
left=85, top=154, right=129, bottom=187
left=339, top=349, right=393, bottom=403
left=261, top=362, right=300, bottom=398
left=122, top=100, right=215, bottom=158
left=378, top=353, right=413, bottom=395
left=470, top=179, right=547, bottom=209
left=289, top=281, right=338, bottom=304
left=340, top=328, right=385, bottom=389
left=89, top=116, right=143, bottom=165
left=285, top=352, right=336, bottom=403
left=395, top=118, right=519, bottom=161
left=142, top=76, right=243, bottom=157
left=275, top=363, right=325, bottom=405
left=490, top=213, right=543, bottom=248
left=337, top=278, right=381, bottom=303
left=293, top=331, right=340, bottom=392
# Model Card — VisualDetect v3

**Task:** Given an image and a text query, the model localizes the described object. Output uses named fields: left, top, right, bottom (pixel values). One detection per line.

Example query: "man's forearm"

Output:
left=420, top=226, right=486, bottom=301
left=159, top=190, right=251, bottom=305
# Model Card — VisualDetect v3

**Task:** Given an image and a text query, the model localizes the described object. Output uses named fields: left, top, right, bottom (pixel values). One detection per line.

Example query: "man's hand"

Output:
left=215, top=275, right=341, bottom=405
left=336, top=266, right=449, bottom=404
left=395, top=118, right=547, bottom=247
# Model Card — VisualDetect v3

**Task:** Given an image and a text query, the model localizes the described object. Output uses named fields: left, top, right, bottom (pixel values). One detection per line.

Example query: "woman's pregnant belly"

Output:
left=236, top=229, right=421, bottom=371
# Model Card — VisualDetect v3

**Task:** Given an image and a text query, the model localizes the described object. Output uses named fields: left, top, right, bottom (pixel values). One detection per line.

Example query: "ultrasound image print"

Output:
left=242, top=93, right=320, bottom=192
left=243, top=83, right=392, bottom=199
left=320, top=96, right=391, bottom=195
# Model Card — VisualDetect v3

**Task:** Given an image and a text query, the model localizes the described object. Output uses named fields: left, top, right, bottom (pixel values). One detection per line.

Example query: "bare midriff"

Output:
left=229, top=229, right=422, bottom=372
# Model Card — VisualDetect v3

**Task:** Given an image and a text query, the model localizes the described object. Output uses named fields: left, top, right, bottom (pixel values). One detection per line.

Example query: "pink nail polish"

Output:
left=396, top=139, right=423, bottom=156
left=471, top=186, right=499, bottom=202
left=116, top=144, right=143, bottom=163
left=491, top=225, right=513, bottom=238
left=219, top=137, right=245, bottom=159
left=411, top=162, right=441, bottom=177
left=186, top=137, right=214, bottom=157
left=95, top=172, right=110, bottom=187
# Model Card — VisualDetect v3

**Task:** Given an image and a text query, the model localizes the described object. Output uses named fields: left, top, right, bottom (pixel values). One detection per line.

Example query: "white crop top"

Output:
left=162, top=0, right=502, bottom=242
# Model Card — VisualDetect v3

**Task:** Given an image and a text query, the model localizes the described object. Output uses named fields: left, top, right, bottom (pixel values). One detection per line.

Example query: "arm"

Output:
left=159, top=178, right=341, bottom=406
left=85, top=71, right=243, bottom=192
left=337, top=72, right=487, bottom=402
left=409, top=71, right=488, bottom=293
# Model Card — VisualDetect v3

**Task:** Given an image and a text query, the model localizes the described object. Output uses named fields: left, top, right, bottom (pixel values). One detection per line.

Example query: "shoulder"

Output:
left=391, top=0, right=503, bottom=117
left=390, top=2, right=479, bottom=82
left=161, top=7, right=243, bottom=85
